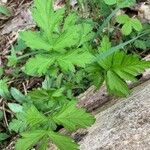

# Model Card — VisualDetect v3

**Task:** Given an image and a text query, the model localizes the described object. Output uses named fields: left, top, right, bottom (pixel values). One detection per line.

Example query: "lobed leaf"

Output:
left=52, top=101, right=95, bottom=131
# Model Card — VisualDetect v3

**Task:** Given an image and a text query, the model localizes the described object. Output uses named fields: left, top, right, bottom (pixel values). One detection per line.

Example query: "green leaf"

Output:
left=13, top=38, right=27, bottom=51
left=121, top=22, right=132, bottom=35
left=52, top=101, right=95, bottom=131
left=42, top=76, right=53, bottom=90
left=28, top=89, right=50, bottom=102
left=63, top=13, right=77, bottom=31
left=0, top=133, right=9, bottom=141
left=48, top=131, right=79, bottom=150
left=0, top=5, right=12, bottom=16
left=9, top=113, right=27, bottom=132
left=16, top=130, right=46, bottom=150
left=32, top=0, right=64, bottom=39
left=116, top=14, right=129, bottom=24
left=8, top=103, right=23, bottom=113
left=7, top=54, right=17, bottom=67
left=38, top=137, right=49, bottom=150
left=131, top=18, right=142, bottom=31
left=25, top=105, right=48, bottom=127
left=116, top=14, right=142, bottom=35
left=9, top=119, right=27, bottom=133
left=134, top=40, right=147, bottom=50
left=99, top=36, right=111, bottom=52
left=10, top=87, right=27, bottom=103
left=106, top=70, right=130, bottom=96
left=20, top=31, right=52, bottom=51
left=86, top=64, right=105, bottom=88
left=104, top=0, right=116, bottom=5
left=0, top=79, right=11, bottom=99
left=23, top=55, right=55, bottom=76
left=112, top=51, right=150, bottom=77
left=90, top=38, right=150, bottom=96
left=58, top=48, right=94, bottom=72
left=117, top=0, right=136, bottom=7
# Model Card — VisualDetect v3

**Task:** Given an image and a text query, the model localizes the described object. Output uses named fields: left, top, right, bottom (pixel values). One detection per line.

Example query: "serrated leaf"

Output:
left=25, top=105, right=48, bottom=127
left=112, top=52, right=150, bottom=76
left=131, top=18, right=142, bottom=31
left=16, top=130, right=46, bottom=150
left=90, top=36, right=150, bottom=96
left=38, top=137, right=49, bottom=150
left=121, top=22, right=132, bottom=35
left=86, top=63, right=105, bottom=88
left=23, top=55, right=55, bottom=76
left=9, top=118, right=27, bottom=133
left=106, top=70, right=130, bottom=96
left=48, top=131, right=79, bottom=150
left=98, top=36, right=113, bottom=69
left=8, top=103, right=23, bottom=113
left=58, top=48, right=94, bottom=72
left=99, top=36, right=111, bottom=52
left=0, top=79, right=11, bottom=99
left=0, top=133, right=9, bottom=141
left=52, top=101, right=95, bottom=131
left=20, top=31, right=52, bottom=51
left=134, top=40, right=147, bottom=50
left=116, top=14, right=142, bottom=35
left=10, top=87, right=27, bottom=103
left=63, top=13, right=77, bottom=31
left=32, top=0, right=64, bottom=39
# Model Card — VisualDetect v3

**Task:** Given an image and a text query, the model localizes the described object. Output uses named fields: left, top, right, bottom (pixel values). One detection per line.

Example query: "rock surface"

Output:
left=79, top=80, right=150, bottom=150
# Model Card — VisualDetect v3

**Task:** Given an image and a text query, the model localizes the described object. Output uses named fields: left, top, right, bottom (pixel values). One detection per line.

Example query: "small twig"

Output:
left=22, top=82, right=27, bottom=95
left=0, top=106, right=13, bottom=114
left=2, top=102, right=9, bottom=127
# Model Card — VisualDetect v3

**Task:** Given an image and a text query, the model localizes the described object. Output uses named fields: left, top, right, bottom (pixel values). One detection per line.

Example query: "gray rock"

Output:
left=79, top=80, right=150, bottom=150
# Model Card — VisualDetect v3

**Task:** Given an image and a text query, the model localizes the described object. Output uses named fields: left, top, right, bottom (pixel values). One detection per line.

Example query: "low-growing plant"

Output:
left=0, top=0, right=150, bottom=150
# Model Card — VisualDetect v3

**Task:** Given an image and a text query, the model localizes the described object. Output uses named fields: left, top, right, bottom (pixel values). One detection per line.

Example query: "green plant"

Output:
left=1, top=0, right=150, bottom=149
left=87, top=36, right=150, bottom=96
left=0, top=4, right=12, bottom=17
left=116, top=14, right=142, bottom=35
left=103, top=0, right=136, bottom=7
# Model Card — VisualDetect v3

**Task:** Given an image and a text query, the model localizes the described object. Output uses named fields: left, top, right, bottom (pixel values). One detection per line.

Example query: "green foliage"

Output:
left=0, top=133, right=9, bottom=141
left=11, top=100, right=94, bottom=150
left=0, top=79, right=11, bottom=99
left=48, top=131, right=78, bottom=150
left=88, top=36, right=150, bottom=96
left=103, top=0, right=136, bottom=7
left=0, top=5, right=12, bottom=16
left=3, top=0, right=150, bottom=149
left=10, top=87, right=27, bottom=103
left=116, top=14, right=142, bottom=35
left=52, top=101, right=95, bottom=131
left=134, top=40, right=147, bottom=50
left=9, top=113, right=27, bottom=133
left=16, top=130, right=79, bottom=150
left=20, top=0, right=94, bottom=76
left=8, top=103, right=23, bottom=113
left=15, top=130, right=47, bottom=150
